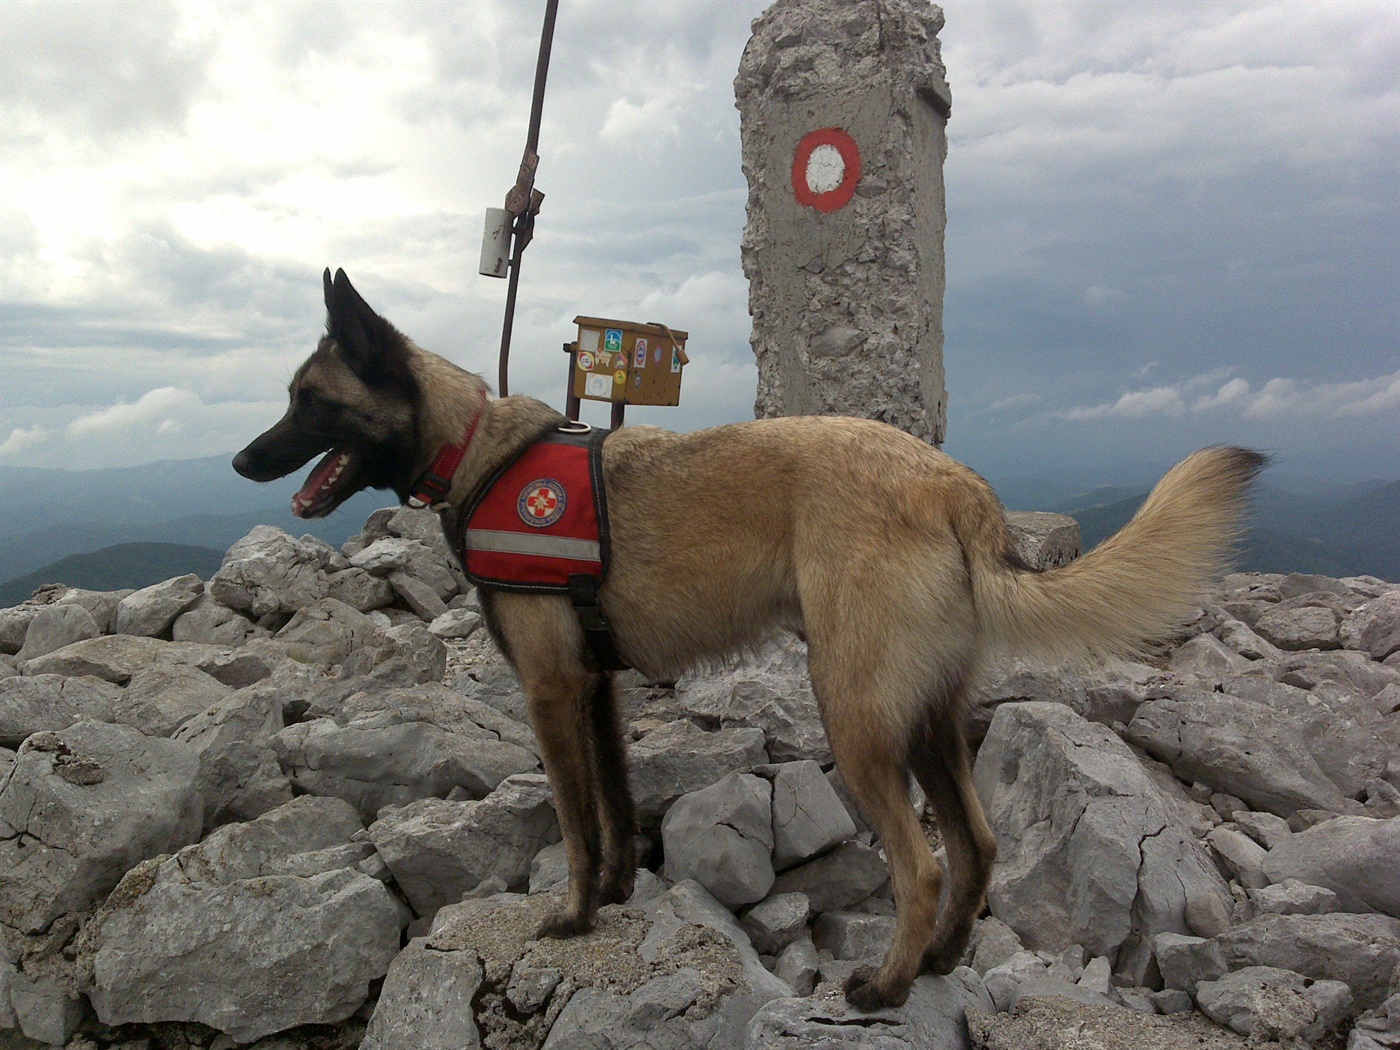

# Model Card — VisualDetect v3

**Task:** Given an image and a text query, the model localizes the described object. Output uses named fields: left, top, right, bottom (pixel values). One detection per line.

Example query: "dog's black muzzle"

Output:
left=232, top=412, right=329, bottom=482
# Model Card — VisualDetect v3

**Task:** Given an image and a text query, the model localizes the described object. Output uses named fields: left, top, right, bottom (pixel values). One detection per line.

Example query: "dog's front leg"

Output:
left=527, top=671, right=604, bottom=937
left=486, top=593, right=610, bottom=937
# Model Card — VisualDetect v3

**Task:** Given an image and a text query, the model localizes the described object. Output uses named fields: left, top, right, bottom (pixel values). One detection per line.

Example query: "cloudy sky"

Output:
left=2, top=0, right=1396, bottom=490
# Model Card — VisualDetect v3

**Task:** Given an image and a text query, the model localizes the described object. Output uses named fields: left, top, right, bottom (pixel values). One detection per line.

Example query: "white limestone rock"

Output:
left=974, top=702, right=1232, bottom=983
left=663, top=772, right=775, bottom=909
left=0, top=721, right=201, bottom=933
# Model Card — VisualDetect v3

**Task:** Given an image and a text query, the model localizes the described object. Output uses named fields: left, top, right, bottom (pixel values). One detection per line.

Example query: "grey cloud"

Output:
left=0, top=1, right=208, bottom=140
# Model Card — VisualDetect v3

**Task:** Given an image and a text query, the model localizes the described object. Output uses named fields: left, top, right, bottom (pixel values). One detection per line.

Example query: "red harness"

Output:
left=461, top=426, right=608, bottom=592
left=459, top=426, right=627, bottom=670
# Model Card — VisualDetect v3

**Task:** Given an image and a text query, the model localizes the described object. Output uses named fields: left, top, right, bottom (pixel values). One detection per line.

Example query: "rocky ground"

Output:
left=1, top=505, right=1397, bottom=1049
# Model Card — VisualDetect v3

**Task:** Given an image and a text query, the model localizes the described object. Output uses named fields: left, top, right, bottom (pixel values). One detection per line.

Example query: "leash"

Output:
left=495, top=0, right=560, bottom=398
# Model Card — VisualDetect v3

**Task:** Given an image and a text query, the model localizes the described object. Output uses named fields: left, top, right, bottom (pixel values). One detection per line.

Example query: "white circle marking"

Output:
left=805, top=144, right=846, bottom=194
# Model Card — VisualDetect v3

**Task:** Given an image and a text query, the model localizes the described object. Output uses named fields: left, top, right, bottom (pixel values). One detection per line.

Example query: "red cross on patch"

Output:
left=516, top=478, right=567, bottom=528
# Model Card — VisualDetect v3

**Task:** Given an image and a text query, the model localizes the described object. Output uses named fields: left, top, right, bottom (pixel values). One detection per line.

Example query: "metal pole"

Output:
left=497, top=0, right=560, bottom=398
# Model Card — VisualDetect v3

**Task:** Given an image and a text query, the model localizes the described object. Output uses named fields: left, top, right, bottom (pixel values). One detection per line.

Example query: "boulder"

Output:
left=0, top=605, right=40, bottom=655
left=970, top=661, right=1089, bottom=743
left=368, top=773, right=560, bottom=917
left=390, top=880, right=790, bottom=1050
left=13, top=604, right=101, bottom=664
left=360, top=937, right=484, bottom=1050
left=0, top=721, right=202, bottom=933
left=1350, top=592, right=1400, bottom=661
left=1254, top=603, right=1343, bottom=651
left=812, top=911, right=897, bottom=961
left=974, top=702, right=1231, bottom=982
left=84, top=797, right=402, bottom=1042
left=674, top=640, right=830, bottom=764
left=173, top=682, right=293, bottom=827
left=1124, top=690, right=1351, bottom=817
left=325, top=565, right=396, bottom=613
left=1348, top=992, right=1400, bottom=1050
left=774, top=936, right=819, bottom=997
left=739, top=892, right=811, bottom=955
left=768, top=759, right=857, bottom=870
left=112, top=574, right=204, bottom=637
left=273, top=685, right=539, bottom=821
left=1006, top=511, right=1081, bottom=570
left=1217, top=912, right=1400, bottom=1009
left=1274, top=649, right=1399, bottom=698
left=1195, top=965, right=1353, bottom=1043
left=629, top=720, right=769, bottom=827
left=1251, top=879, right=1340, bottom=916
left=746, top=967, right=992, bottom=1049
left=1153, top=933, right=1228, bottom=992
left=208, top=525, right=336, bottom=618
left=1222, top=676, right=1391, bottom=799
left=662, top=772, right=775, bottom=909
left=171, top=593, right=263, bottom=646
left=0, top=674, right=120, bottom=748
left=274, top=596, right=381, bottom=665
left=1167, top=634, right=1252, bottom=679
left=969, top=916, right=1026, bottom=975
left=17, top=634, right=265, bottom=688
left=1261, top=815, right=1400, bottom=917
left=7, top=969, right=88, bottom=1044
left=771, top=840, right=890, bottom=913
left=429, top=607, right=483, bottom=640
left=115, top=661, right=230, bottom=737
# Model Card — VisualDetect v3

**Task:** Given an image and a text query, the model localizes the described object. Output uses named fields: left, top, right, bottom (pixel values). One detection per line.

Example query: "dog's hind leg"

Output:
left=809, top=653, right=945, bottom=1011
left=909, top=699, right=997, bottom=975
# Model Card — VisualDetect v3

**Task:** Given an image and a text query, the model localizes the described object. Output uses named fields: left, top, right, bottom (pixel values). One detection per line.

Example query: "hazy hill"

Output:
left=1057, top=479, right=1399, bottom=581
left=0, top=456, right=389, bottom=582
left=0, top=543, right=227, bottom=608
left=0, top=454, right=1391, bottom=604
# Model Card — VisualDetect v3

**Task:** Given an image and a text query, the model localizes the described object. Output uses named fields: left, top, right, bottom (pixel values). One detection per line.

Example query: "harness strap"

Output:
left=407, top=399, right=486, bottom=509
left=567, top=572, right=631, bottom=672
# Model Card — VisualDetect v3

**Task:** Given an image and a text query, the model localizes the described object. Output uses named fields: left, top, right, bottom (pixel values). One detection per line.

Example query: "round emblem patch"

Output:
left=518, top=478, right=567, bottom=527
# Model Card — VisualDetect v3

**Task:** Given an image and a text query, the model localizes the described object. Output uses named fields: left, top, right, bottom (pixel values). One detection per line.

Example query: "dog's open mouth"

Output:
left=292, top=448, right=357, bottom=518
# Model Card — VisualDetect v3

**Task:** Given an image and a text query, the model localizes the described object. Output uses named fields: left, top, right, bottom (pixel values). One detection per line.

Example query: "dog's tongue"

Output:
left=291, top=449, right=350, bottom=518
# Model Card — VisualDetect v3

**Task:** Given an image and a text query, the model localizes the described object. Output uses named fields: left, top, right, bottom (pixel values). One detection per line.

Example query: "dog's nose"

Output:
left=232, top=448, right=255, bottom=478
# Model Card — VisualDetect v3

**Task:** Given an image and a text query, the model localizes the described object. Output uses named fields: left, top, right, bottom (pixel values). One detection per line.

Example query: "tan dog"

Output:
left=235, top=270, right=1265, bottom=1009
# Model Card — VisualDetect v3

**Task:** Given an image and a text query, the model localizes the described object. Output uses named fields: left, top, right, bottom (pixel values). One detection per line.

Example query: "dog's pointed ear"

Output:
left=324, top=269, right=412, bottom=387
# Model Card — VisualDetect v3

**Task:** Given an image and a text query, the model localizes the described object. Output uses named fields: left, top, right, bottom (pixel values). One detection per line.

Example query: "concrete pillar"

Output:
left=736, top=0, right=951, bottom=444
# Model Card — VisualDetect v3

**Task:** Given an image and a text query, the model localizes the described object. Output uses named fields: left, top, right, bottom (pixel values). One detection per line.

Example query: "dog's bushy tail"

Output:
left=959, top=446, right=1267, bottom=663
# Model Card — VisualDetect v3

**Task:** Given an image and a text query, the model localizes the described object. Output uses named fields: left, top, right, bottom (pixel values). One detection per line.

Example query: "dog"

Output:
left=234, top=269, right=1264, bottom=1010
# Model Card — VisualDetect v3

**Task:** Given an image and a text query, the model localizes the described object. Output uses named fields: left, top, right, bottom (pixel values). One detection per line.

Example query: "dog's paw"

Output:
left=843, top=965, right=910, bottom=1012
left=597, top=867, right=636, bottom=907
left=920, top=935, right=967, bottom=976
left=535, top=910, right=594, bottom=940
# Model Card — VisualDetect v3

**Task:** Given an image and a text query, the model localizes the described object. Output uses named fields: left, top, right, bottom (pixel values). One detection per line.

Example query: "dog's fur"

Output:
left=235, top=270, right=1266, bottom=1010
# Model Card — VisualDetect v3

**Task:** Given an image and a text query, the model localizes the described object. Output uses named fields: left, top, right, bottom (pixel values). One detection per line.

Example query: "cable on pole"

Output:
left=494, top=0, right=560, bottom=398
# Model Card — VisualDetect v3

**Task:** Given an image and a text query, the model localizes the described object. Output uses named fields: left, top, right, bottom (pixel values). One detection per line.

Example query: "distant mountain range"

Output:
left=0, top=455, right=390, bottom=587
left=0, top=543, right=227, bottom=608
left=1046, top=479, right=1400, bottom=580
left=0, top=454, right=1393, bottom=608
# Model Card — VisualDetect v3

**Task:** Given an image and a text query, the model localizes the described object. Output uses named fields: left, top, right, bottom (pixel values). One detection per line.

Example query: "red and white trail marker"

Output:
left=791, top=127, right=862, bottom=213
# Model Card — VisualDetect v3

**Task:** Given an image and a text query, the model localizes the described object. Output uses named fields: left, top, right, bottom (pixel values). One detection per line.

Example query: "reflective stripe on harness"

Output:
left=464, top=529, right=602, bottom=563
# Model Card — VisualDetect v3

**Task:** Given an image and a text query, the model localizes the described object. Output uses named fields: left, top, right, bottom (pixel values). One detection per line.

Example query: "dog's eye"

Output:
left=298, top=389, right=323, bottom=410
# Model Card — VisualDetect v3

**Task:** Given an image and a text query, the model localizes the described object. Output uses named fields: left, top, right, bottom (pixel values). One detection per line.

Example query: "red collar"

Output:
left=406, top=399, right=486, bottom=509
